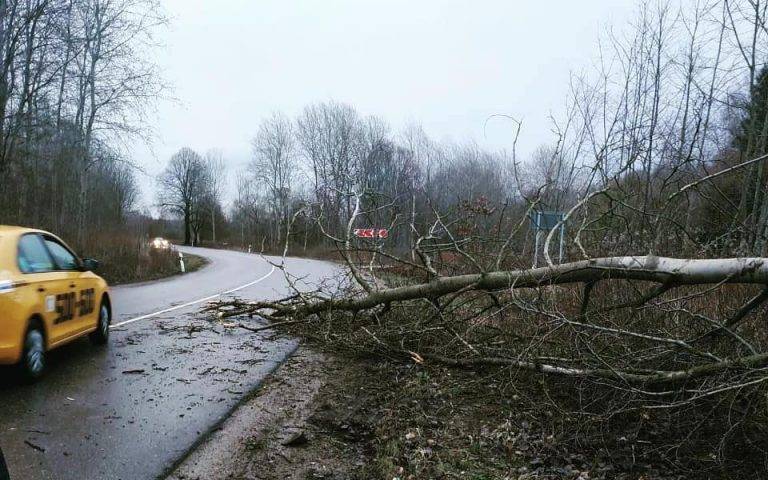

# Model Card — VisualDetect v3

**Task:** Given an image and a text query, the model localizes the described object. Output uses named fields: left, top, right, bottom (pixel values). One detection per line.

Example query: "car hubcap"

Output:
left=25, top=330, right=44, bottom=375
left=100, top=305, right=110, bottom=335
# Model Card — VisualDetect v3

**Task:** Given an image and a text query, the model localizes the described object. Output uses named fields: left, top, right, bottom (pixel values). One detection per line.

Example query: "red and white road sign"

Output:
left=353, top=228, right=373, bottom=238
left=354, top=228, right=389, bottom=239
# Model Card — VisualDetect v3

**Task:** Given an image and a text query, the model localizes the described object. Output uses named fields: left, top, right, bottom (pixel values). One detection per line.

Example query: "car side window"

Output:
left=18, top=234, right=55, bottom=273
left=44, top=238, right=80, bottom=271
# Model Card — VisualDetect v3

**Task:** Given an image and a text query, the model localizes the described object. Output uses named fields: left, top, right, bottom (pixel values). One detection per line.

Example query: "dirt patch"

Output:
left=168, top=346, right=693, bottom=480
left=167, top=348, right=365, bottom=480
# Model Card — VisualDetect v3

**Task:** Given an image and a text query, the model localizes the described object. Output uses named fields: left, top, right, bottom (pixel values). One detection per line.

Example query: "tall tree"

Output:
left=250, top=113, right=296, bottom=246
left=204, top=149, right=226, bottom=243
left=157, top=147, right=209, bottom=246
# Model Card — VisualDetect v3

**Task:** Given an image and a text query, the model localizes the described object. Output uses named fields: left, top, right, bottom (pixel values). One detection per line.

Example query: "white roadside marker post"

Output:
left=179, top=251, right=186, bottom=273
left=248, top=244, right=252, bottom=254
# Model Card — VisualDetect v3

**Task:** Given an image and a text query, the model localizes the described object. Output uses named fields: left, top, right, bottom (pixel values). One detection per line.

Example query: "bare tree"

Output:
left=250, top=112, right=297, bottom=247
left=204, top=149, right=226, bottom=243
left=296, top=101, right=364, bottom=237
left=157, top=147, right=208, bottom=246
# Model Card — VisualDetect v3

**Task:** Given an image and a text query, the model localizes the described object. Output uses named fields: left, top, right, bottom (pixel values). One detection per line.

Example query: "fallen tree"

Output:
left=254, top=256, right=768, bottom=316
left=211, top=256, right=768, bottom=387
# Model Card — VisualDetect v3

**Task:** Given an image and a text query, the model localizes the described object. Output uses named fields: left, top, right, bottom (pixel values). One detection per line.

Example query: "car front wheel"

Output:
left=89, top=301, right=111, bottom=345
left=21, top=327, right=46, bottom=381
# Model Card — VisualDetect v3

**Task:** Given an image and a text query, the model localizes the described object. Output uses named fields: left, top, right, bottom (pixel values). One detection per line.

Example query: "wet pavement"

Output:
left=0, top=247, right=338, bottom=479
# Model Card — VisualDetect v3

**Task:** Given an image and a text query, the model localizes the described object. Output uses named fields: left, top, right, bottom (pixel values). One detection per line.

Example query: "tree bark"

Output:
left=184, top=206, right=191, bottom=246
left=277, top=256, right=768, bottom=318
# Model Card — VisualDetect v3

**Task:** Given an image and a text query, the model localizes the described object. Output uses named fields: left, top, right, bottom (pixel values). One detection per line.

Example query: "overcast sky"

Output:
left=133, top=0, right=639, bottom=209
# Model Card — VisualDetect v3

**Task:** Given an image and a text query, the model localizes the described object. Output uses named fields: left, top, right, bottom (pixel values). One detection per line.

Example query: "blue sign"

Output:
left=529, top=211, right=565, bottom=231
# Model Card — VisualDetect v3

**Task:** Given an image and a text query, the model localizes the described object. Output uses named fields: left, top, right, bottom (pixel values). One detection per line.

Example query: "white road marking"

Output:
left=111, top=264, right=276, bottom=329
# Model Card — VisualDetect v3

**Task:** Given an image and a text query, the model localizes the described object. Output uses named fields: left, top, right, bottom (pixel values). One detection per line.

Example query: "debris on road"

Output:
left=167, top=349, right=355, bottom=480
left=23, top=440, right=45, bottom=453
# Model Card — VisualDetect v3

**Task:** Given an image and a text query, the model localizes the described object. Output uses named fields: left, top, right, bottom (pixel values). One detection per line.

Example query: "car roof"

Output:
left=0, top=225, right=45, bottom=235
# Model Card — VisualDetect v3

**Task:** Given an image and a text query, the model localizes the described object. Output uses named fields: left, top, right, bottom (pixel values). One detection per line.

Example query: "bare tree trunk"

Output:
left=257, top=256, right=768, bottom=318
left=184, top=206, right=191, bottom=245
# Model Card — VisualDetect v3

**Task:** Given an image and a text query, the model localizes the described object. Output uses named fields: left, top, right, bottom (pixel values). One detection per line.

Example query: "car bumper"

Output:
left=0, top=307, right=24, bottom=364
left=0, top=343, right=22, bottom=364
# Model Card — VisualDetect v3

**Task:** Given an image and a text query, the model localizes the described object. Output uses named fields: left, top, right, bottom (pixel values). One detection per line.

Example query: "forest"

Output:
left=209, top=0, right=768, bottom=262
left=0, top=0, right=173, bottom=282
left=7, top=0, right=768, bottom=264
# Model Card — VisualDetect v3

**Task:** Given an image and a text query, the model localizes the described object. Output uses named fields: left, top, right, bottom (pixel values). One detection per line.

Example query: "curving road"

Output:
left=0, top=247, right=337, bottom=480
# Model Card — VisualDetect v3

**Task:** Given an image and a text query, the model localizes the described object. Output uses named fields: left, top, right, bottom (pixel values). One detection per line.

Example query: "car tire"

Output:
left=89, top=301, right=111, bottom=346
left=20, top=326, right=46, bottom=382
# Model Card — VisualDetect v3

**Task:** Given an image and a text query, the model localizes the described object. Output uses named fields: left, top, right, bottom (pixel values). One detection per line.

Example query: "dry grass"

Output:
left=76, top=231, right=205, bottom=284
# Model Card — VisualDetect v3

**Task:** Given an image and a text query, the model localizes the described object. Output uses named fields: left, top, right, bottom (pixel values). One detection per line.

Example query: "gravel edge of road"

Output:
left=165, top=346, right=329, bottom=480
left=160, top=341, right=301, bottom=479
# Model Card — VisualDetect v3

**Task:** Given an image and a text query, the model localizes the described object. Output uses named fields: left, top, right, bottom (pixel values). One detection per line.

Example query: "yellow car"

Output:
left=0, top=226, right=111, bottom=380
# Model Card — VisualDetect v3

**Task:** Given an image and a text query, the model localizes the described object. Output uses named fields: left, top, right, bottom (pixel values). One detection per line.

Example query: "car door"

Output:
left=41, top=235, right=97, bottom=336
left=16, top=234, right=73, bottom=345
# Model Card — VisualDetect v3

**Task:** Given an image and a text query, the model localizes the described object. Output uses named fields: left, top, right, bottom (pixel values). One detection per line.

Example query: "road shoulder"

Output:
left=110, top=251, right=208, bottom=287
left=167, top=347, right=363, bottom=480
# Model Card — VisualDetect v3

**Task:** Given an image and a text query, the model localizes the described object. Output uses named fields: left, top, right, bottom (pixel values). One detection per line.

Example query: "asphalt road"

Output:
left=0, top=247, right=338, bottom=480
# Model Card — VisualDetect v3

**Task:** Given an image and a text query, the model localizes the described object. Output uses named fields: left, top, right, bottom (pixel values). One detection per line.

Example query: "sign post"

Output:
left=529, top=211, right=566, bottom=267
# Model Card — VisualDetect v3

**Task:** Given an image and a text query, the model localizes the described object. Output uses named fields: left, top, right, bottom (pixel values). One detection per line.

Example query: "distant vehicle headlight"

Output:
left=151, top=237, right=170, bottom=250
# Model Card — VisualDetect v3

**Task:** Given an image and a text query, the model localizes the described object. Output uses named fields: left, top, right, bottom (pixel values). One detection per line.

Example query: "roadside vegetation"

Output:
left=81, top=231, right=206, bottom=284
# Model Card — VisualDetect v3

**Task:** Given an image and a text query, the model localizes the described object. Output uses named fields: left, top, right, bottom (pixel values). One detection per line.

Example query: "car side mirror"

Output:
left=81, top=258, right=100, bottom=271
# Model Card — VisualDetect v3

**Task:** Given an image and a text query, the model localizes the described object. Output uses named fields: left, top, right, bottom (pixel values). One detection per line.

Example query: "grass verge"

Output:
left=79, top=232, right=207, bottom=284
